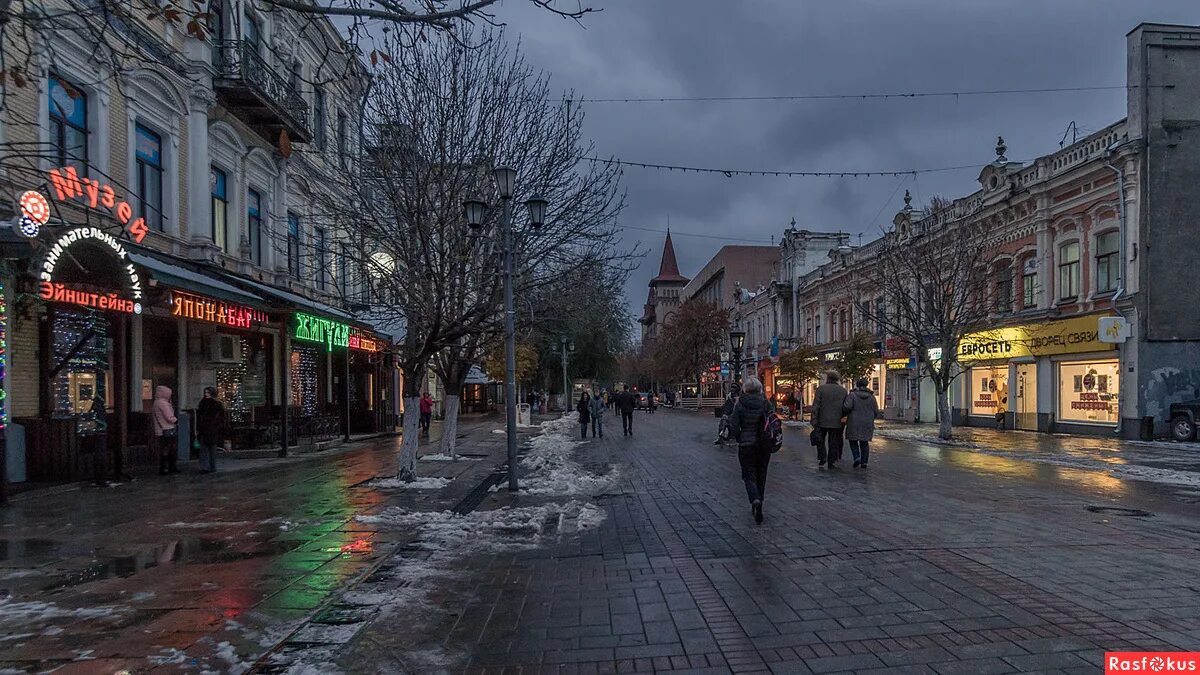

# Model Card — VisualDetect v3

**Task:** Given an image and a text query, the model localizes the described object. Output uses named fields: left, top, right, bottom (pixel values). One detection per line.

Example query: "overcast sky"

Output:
left=494, top=0, right=1198, bottom=333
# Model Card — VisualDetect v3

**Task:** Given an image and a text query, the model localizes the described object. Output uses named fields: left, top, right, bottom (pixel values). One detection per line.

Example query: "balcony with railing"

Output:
left=213, top=40, right=312, bottom=143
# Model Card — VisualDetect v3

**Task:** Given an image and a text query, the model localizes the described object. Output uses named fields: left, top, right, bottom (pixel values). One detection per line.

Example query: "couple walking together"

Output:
left=812, top=371, right=878, bottom=468
left=577, top=386, right=637, bottom=439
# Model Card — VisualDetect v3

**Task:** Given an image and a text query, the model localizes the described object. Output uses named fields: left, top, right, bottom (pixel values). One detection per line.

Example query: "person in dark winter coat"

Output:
left=617, top=385, right=636, bottom=436
left=195, top=386, right=227, bottom=473
left=576, top=392, right=592, bottom=439
left=715, top=389, right=739, bottom=444
left=810, top=371, right=848, bottom=468
left=727, top=376, right=773, bottom=524
left=842, top=378, right=879, bottom=468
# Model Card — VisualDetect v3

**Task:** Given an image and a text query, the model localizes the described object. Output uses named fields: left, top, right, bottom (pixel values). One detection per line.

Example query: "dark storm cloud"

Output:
left=495, top=0, right=1200, bottom=327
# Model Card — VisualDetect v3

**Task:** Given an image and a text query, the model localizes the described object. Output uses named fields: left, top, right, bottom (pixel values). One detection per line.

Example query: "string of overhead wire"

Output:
left=567, top=84, right=1159, bottom=104
left=586, top=156, right=1006, bottom=179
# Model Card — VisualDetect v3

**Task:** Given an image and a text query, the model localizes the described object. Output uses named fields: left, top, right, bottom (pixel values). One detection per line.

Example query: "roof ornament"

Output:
left=903, top=189, right=912, bottom=212
left=995, top=135, right=1008, bottom=163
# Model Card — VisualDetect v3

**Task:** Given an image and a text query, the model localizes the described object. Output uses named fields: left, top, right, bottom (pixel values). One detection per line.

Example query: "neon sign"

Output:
left=294, top=312, right=349, bottom=351
left=46, top=167, right=149, bottom=243
left=171, top=290, right=268, bottom=329
left=0, top=280, right=7, bottom=430
left=349, top=329, right=382, bottom=353
left=39, top=227, right=143, bottom=314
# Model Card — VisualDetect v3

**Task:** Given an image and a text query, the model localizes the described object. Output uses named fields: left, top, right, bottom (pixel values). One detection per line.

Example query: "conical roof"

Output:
left=650, top=231, right=689, bottom=284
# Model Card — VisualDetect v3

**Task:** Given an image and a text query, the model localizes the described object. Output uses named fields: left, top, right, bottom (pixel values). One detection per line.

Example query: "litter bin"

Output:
left=1139, top=416, right=1154, bottom=441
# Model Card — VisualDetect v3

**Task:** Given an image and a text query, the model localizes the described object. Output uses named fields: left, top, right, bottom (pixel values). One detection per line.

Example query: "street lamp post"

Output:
left=463, top=171, right=546, bottom=492
left=560, top=336, right=574, bottom=411
left=729, top=329, right=746, bottom=388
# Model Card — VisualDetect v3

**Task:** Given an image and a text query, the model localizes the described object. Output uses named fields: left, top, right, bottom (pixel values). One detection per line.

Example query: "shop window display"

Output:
left=969, top=366, right=1009, bottom=416
left=291, top=346, right=320, bottom=416
left=216, top=336, right=270, bottom=424
left=1058, top=361, right=1119, bottom=425
left=52, top=309, right=112, bottom=433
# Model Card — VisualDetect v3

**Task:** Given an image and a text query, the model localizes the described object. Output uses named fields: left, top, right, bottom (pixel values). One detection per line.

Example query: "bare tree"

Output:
left=651, top=299, right=730, bottom=406
left=854, top=198, right=997, bottom=440
left=344, top=31, right=627, bottom=480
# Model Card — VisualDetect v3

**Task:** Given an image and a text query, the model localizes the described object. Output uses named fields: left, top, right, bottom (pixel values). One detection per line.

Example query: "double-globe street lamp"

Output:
left=729, top=329, right=746, bottom=389
left=463, top=167, right=547, bottom=491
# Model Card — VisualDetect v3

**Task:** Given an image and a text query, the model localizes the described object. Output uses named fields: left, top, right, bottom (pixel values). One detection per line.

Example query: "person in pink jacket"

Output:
left=152, top=385, right=179, bottom=475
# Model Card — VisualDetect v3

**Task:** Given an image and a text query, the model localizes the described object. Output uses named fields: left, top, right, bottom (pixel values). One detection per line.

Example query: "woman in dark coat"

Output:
left=195, top=386, right=227, bottom=473
left=842, top=377, right=879, bottom=468
left=727, top=376, right=773, bottom=524
left=576, top=391, right=591, bottom=440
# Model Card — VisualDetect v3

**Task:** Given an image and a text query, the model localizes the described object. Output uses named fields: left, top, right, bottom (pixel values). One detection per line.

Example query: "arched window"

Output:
left=994, top=261, right=1013, bottom=313
left=1095, top=231, right=1119, bottom=293
left=1058, top=242, right=1080, bottom=300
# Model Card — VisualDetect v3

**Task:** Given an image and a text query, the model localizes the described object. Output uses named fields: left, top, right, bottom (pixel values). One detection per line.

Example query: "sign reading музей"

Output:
left=958, top=314, right=1116, bottom=362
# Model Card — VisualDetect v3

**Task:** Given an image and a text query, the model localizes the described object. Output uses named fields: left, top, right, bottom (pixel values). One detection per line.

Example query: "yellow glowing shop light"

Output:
left=171, top=290, right=268, bottom=329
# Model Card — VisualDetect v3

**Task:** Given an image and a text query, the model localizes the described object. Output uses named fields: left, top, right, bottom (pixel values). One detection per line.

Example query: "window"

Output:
left=994, top=263, right=1013, bottom=313
left=242, top=10, right=260, bottom=51
left=287, top=212, right=301, bottom=280
left=875, top=298, right=886, bottom=335
left=1095, top=231, right=1119, bottom=294
left=1058, top=242, right=1080, bottom=300
left=247, top=188, right=262, bottom=265
left=211, top=167, right=228, bottom=252
left=969, top=366, right=1009, bottom=416
left=337, top=242, right=348, bottom=294
left=289, top=61, right=302, bottom=94
left=135, top=124, right=164, bottom=231
left=210, top=0, right=225, bottom=63
left=48, top=75, right=89, bottom=174
left=313, top=87, right=326, bottom=149
left=1022, top=257, right=1038, bottom=309
left=314, top=227, right=327, bottom=290
left=840, top=307, right=848, bottom=339
left=336, top=111, right=348, bottom=167
left=1057, top=360, right=1119, bottom=425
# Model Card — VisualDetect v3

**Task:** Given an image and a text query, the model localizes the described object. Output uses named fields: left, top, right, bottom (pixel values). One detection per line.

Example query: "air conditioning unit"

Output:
left=207, top=333, right=242, bottom=363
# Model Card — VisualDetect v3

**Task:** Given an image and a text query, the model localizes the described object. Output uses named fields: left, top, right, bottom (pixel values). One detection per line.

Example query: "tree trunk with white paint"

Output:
left=396, top=361, right=426, bottom=481
left=440, top=394, right=461, bottom=458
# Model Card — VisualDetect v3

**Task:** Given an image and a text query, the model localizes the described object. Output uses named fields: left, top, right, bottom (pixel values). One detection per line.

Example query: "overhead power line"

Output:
left=569, top=84, right=1164, bottom=104
left=587, top=156, right=1003, bottom=179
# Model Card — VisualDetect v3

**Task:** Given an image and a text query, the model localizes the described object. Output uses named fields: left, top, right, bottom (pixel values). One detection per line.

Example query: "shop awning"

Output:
left=231, top=276, right=356, bottom=322
left=129, top=252, right=265, bottom=305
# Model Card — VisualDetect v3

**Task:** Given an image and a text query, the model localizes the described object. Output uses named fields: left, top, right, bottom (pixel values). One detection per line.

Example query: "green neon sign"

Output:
left=294, top=312, right=349, bottom=350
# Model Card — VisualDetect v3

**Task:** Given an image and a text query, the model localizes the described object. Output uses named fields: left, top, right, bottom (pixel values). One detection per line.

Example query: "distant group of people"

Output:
left=577, top=385, right=645, bottom=439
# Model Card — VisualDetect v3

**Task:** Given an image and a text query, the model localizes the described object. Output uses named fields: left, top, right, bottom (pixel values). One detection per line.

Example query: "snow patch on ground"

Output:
left=0, top=599, right=124, bottom=627
left=369, top=476, right=452, bottom=489
left=164, top=520, right=254, bottom=528
left=518, top=413, right=621, bottom=496
left=418, top=453, right=481, bottom=462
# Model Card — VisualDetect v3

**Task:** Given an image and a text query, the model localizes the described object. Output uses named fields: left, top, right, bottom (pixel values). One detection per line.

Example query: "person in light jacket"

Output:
left=152, top=385, right=179, bottom=475
left=576, top=391, right=592, bottom=440
left=810, top=371, right=848, bottom=468
left=842, top=377, right=879, bottom=467
left=588, top=391, right=606, bottom=438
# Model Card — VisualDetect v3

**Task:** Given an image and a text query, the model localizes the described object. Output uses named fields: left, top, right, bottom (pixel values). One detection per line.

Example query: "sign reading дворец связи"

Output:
left=959, top=314, right=1116, bottom=363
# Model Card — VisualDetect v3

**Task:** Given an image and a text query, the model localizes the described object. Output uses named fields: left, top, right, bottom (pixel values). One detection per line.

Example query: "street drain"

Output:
left=1087, top=505, right=1154, bottom=517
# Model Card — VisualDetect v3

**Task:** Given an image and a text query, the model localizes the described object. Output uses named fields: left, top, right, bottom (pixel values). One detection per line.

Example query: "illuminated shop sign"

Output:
left=294, top=312, right=349, bottom=351
left=45, top=167, right=149, bottom=243
left=171, top=290, right=268, bottom=329
left=885, top=358, right=911, bottom=370
left=348, top=329, right=382, bottom=353
left=959, top=315, right=1115, bottom=363
left=39, top=227, right=143, bottom=314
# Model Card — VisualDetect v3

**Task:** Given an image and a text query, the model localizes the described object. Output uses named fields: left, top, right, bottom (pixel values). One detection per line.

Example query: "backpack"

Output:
left=759, top=410, right=784, bottom=453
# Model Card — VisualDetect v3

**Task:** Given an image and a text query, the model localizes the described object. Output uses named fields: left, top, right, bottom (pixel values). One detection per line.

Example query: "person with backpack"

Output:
left=727, top=376, right=778, bottom=524
left=843, top=377, right=879, bottom=468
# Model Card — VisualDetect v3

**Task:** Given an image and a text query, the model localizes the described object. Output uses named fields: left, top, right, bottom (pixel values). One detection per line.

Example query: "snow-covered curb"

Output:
left=368, top=476, right=452, bottom=490
left=417, top=453, right=481, bottom=462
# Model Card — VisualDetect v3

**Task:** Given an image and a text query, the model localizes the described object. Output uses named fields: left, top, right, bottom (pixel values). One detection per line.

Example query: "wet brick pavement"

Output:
left=335, top=409, right=1200, bottom=674
left=4, top=408, right=1200, bottom=674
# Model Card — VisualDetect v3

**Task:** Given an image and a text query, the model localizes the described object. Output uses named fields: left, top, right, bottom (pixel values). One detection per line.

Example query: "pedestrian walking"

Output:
left=811, top=371, right=848, bottom=468
left=151, top=385, right=179, bottom=475
left=727, top=376, right=774, bottom=524
left=843, top=377, right=879, bottom=468
left=195, top=386, right=227, bottom=473
left=647, top=392, right=657, bottom=414
left=419, top=391, right=433, bottom=437
left=617, top=385, right=636, bottom=436
left=576, top=391, right=592, bottom=439
left=589, top=390, right=606, bottom=438
left=715, top=389, right=739, bottom=444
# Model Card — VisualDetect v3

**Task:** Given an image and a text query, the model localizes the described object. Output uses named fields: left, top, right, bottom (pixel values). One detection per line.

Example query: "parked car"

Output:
left=1169, top=399, right=1200, bottom=441
left=635, top=393, right=649, bottom=409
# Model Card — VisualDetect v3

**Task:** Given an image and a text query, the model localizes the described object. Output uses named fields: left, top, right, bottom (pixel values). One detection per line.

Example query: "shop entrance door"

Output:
left=1015, top=363, right=1037, bottom=431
